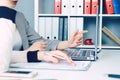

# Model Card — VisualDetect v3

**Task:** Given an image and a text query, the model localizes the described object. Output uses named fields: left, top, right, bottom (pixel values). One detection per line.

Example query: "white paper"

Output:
left=10, top=61, right=91, bottom=71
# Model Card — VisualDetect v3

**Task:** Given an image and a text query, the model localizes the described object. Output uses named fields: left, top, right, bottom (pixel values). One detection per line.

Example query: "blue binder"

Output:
left=112, top=0, right=120, bottom=14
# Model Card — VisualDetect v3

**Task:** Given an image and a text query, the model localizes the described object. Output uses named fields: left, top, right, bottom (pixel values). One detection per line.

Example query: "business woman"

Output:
left=0, top=0, right=87, bottom=71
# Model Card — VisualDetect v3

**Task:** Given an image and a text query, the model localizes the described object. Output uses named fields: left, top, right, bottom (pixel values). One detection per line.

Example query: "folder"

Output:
left=112, top=0, right=120, bottom=14
left=91, top=0, right=98, bottom=14
left=54, top=0, right=62, bottom=14
left=38, top=17, right=46, bottom=38
left=84, top=0, right=91, bottom=14
left=68, top=17, right=77, bottom=39
left=52, top=17, right=59, bottom=40
left=70, top=0, right=77, bottom=14
left=62, top=0, right=70, bottom=14
left=104, top=0, right=114, bottom=14
left=58, top=17, right=64, bottom=41
left=63, top=18, right=68, bottom=40
left=45, top=17, right=52, bottom=39
left=76, top=17, right=84, bottom=45
left=76, top=0, right=84, bottom=15
left=76, top=17, right=84, bottom=31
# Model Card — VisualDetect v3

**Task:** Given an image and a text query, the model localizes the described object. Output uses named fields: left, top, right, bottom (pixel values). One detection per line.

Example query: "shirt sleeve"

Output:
left=0, top=18, right=15, bottom=70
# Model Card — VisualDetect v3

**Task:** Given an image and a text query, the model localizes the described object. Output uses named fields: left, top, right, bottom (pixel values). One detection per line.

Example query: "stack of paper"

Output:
left=10, top=61, right=91, bottom=71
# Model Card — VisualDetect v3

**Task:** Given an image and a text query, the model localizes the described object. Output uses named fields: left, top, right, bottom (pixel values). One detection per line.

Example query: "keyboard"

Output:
left=64, top=49, right=98, bottom=61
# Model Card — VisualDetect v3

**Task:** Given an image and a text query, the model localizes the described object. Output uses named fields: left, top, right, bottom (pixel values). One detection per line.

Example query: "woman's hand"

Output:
left=68, top=30, right=88, bottom=48
left=37, top=50, right=76, bottom=66
left=28, top=40, right=46, bottom=51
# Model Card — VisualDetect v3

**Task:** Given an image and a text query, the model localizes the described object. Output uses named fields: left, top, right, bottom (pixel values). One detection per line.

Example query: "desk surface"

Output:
left=0, top=50, right=120, bottom=80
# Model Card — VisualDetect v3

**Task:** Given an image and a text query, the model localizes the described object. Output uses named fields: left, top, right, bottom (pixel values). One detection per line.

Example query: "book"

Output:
left=102, top=27, right=120, bottom=45
left=10, top=61, right=91, bottom=71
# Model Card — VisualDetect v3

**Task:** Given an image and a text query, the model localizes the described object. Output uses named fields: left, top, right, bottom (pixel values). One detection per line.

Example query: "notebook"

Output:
left=10, top=61, right=91, bottom=71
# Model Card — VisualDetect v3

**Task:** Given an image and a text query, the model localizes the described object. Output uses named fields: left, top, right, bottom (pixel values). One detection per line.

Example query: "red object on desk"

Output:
left=84, top=38, right=94, bottom=45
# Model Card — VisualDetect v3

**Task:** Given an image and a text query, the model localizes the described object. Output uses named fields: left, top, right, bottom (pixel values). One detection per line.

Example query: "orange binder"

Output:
left=104, top=0, right=114, bottom=14
left=91, top=0, right=98, bottom=14
left=84, top=0, right=91, bottom=14
left=54, top=0, right=62, bottom=14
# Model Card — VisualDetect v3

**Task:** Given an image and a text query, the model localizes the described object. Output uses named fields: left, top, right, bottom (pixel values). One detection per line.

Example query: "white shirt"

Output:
left=0, top=18, right=28, bottom=64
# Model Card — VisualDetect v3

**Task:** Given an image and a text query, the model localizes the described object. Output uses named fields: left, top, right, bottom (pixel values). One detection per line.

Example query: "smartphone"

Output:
left=0, top=70, right=37, bottom=78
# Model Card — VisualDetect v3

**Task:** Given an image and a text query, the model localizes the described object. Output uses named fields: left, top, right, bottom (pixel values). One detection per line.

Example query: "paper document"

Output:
left=10, top=61, right=91, bottom=71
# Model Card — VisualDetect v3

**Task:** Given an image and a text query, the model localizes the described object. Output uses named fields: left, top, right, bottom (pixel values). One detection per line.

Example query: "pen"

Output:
left=45, top=52, right=66, bottom=60
left=108, top=74, right=120, bottom=79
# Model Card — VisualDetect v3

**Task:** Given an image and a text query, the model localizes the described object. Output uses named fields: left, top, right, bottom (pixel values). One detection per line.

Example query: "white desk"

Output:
left=0, top=50, right=120, bottom=80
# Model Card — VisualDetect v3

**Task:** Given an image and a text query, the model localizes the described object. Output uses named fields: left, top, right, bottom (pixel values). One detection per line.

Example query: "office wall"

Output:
left=15, top=0, right=34, bottom=28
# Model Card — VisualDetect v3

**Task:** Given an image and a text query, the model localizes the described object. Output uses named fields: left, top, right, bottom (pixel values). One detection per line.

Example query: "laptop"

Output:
left=65, top=7, right=100, bottom=61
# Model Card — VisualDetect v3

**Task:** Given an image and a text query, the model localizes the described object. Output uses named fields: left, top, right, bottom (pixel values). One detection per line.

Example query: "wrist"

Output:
left=37, top=51, right=45, bottom=60
left=27, top=50, right=41, bottom=62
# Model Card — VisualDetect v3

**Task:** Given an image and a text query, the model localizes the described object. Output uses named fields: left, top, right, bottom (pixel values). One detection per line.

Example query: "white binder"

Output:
left=62, top=0, right=70, bottom=14
left=45, top=17, right=52, bottom=39
left=38, top=17, right=46, bottom=38
left=76, top=0, right=84, bottom=15
left=76, top=17, right=84, bottom=31
left=52, top=17, right=59, bottom=40
left=68, top=17, right=77, bottom=39
left=70, top=0, right=77, bottom=14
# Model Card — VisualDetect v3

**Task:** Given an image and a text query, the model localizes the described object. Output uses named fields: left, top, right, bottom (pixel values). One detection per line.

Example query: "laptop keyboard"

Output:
left=64, top=49, right=96, bottom=61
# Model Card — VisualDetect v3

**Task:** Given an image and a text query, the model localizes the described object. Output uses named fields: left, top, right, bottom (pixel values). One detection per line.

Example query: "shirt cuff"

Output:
left=27, top=50, right=41, bottom=62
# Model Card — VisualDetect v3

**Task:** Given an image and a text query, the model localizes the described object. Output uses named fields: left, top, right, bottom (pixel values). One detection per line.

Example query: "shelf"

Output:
left=34, top=0, right=120, bottom=49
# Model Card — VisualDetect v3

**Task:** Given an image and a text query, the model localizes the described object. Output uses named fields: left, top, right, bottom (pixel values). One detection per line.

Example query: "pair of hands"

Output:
left=28, top=30, right=88, bottom=66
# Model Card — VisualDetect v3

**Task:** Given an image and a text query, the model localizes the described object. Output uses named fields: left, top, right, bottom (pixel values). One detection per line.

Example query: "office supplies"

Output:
left=0, top=70, right=37, bottom=78
left=112, top=0, right=120, bottom=14
left=68, top=17, right=77, bottom=39
left=76, top=0, right=84, bottom=15
left=108, top=74, right=120, bottom=79
left=76, top=17, right=84, bottom=32
left=84, top=38, right=94, bottom=45
left=63, top=18, right=68, bottom=40
left=58, top=17, right=64, bottom=40
left=38, top=17, right=46, bottom=38
left=45, top=17, right=52, bottom=39
left=91, top=0, right=98, bottom=14
left=84, top=0, right=91, bottom=14
left=52, top=17, right=59, bottom=40
left=10, top=61, right=91, bottom=71
left=104, top=0, right=114, bottom=14
left=54, top=0, right=62, bottom=14
left=61, top=0, right=70, bottom=14
left=70, top=0, right=77, bottom=14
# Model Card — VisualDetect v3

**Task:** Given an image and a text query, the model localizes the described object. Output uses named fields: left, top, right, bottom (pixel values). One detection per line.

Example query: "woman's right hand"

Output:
left=37, top=50, right=76, bottom=66
left=28, top=40, right=46, bottom=51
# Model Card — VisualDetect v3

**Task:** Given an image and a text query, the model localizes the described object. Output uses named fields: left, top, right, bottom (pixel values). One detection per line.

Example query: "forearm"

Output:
left=11, top=50, right=28, bottom=63
left=57, top=41, right=69, bottom=50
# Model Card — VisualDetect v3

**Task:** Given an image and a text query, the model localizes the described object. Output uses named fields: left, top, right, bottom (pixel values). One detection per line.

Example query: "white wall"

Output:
left=15, top=0, right=34, bottom=28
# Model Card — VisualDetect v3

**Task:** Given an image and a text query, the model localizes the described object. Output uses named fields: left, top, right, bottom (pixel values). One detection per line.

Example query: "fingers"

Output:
left=79, top=30, right=88, bottom=34
left=38, top=51, right=76, bottom=66
left=50, top=51, right=76, bottom=66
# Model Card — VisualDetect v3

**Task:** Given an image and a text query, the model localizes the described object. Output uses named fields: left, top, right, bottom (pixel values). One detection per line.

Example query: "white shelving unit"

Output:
left=34, top=0, right=120, bottom=49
